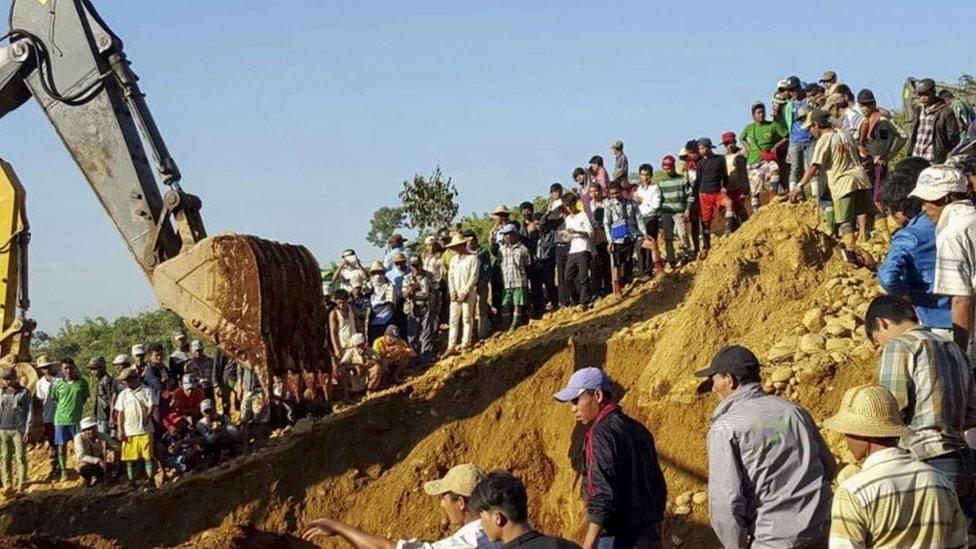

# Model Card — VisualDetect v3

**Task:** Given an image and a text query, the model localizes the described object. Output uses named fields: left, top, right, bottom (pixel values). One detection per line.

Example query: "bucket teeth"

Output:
left=151, top=234, right=328, bottom=389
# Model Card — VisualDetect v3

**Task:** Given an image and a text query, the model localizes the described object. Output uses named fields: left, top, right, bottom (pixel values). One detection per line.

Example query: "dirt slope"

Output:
left=0, top=202, right=885, bottom=548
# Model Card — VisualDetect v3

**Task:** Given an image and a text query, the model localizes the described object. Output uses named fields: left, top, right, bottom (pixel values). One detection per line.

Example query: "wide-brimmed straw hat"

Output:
left=491, top=204, right=510, bottom=217
left=823, top=384, right=910, bottom=438
left=446, top=234, right=470, bottom=249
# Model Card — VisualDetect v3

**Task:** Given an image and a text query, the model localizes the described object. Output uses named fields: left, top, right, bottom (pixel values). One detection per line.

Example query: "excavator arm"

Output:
left=0, top=0, right=328, bottom=393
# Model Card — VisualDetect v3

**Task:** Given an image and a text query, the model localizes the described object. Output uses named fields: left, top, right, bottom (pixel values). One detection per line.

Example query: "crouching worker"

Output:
left=342, top=333, right=389, bottom=394
left=302, top=463, right=500, bottom=548
left=73, top=416, right=119, bottom=487
left=195, top=399, right=243, bottom=463
left=372, top=325, right=416, bottom=383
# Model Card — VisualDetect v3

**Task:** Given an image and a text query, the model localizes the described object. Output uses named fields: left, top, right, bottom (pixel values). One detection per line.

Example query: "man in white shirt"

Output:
left=634, top=163, right=664, bottom=276
left=561, top=192, right=594, bottom=308
left=302, top=463, right=500, bottom=549
left=33, top=355, right=61, bottom=480
left=445, top=234, right=480, bottom=355
left=911, top=165, right=976, bottom=354
left=115, top=366, right=156, bottom=487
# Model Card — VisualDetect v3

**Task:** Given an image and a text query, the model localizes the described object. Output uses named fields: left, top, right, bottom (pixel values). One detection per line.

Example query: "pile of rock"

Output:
left=763, top=273, right=881, bottom=398
left=669, top=489, right=709, bottom=546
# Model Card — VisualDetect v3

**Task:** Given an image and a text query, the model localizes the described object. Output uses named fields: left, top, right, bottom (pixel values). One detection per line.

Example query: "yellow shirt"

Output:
left=829, top=447, right=967, bottom=548
left=811, top=129, right=871, bottom=199
left=372, top=336, right=415, bottom=363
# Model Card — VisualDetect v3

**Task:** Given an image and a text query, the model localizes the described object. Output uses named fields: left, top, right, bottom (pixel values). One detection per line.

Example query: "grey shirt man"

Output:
left=0, top=385, right=32, bottom=432
left=707, top=383, right=836, bottom=548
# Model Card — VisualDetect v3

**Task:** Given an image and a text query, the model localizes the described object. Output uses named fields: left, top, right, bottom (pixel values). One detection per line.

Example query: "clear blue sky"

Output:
left=0, top=0, right=974, bottom=331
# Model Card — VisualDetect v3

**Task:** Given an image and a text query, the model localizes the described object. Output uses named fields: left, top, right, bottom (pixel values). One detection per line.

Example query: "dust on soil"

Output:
left=0, top=202, right=886, bottom=548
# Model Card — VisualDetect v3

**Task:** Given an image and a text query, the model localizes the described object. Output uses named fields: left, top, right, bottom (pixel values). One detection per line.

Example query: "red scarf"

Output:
left=584, top=403, right=621, bottom=499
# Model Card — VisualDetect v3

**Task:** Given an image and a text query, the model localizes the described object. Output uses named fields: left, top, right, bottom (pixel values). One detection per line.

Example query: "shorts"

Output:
left=726, top=188, right=748, bottom=215
left=699, top=192, right=724, bottom=225
left=642, top=216, right=660, bottom=239
left=502, top=287, right=527, bottom=307
left=53, top=424, right=79, bottom=445
left=121, top=433, right=154, bottom=462
left=834, top=188, right=873, bottom=228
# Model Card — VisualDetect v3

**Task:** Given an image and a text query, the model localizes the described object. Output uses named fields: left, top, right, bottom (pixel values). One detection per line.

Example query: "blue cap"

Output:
left=498, top=223, right=519, bottom=235
left=554, top=367, right=611, bottom=402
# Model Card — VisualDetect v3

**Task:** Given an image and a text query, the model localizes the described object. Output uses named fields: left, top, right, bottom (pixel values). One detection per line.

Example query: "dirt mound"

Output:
left=0, top=202, right=885, bottom=548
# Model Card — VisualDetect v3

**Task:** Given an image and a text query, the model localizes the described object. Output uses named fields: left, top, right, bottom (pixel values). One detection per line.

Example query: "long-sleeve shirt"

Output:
left=0, top=386, right=32, bottom=432
left=73, top=430, right=119, bottom=465
left=877, top=213, right=951, bottom=329
left=829, top=448, right=967, bottom=549
left=447, top=254, right=480, bottom=298
left=634, top=184, right=662, bottom=218
left=707, top=383, right=836, bottom=548
left=92, top=373, right=117, bottom=425
left=878, top=327, right=976, bottom=460
left=584, top=405, right=666, bottom=543
left=658, top=176, right=689, bottom=214
left=396, top=518, right=499, bottom=549
left=403, top=270, right=437, bottom=315
left=563, top=211, right=593, bottom=254
left=611, top=154, right=629, bottom=185
left=695, top=154, right=729, bottom=194
left=602, top=198, right=644, bottom=244
left=34, top=375, right=58, bottom=423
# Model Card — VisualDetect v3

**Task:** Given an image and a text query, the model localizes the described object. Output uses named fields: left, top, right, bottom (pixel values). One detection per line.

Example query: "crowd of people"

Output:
left=303, top=70, right=976, bottom=548
left=0, top=332, right=273, bottom=493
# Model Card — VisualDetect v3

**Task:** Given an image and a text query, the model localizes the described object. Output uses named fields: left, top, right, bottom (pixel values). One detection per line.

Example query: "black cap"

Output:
left=697, top=137, right=715, bottom=148
left=916, top=78, right=936, bottom=95
left=785, top=75, right=801, bottom=90
left=684, top=139, right=699, bottom=151
left=856, top=88, right=876, bottom=105
left=695, top=345, right=761, bottom=392
left=803, top=82, right=823, bottom=94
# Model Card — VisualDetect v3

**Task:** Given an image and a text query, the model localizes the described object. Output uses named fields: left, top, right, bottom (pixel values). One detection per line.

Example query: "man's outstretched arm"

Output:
left=302, top=517, right=396, bottom=549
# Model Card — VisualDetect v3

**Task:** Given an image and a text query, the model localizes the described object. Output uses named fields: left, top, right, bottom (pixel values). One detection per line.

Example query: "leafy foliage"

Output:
left=35, top=309, right=185, bottom=365
left=398, top=165, right=459, bottom=235
left=365, top=206, right=407, bottom=249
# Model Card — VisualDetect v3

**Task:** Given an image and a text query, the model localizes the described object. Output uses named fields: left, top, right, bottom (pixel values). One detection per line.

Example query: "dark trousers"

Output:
left=79, top=463, right=105, bottom=484
left=527, top=263, right=544, bottom=318
left=536, top=255, right=558, bottom=310
left=611, top=240, right=635, bottom=285
left=490, top=263, right=503, bottom=311
left=565, top=251, right=592, bottom=305
left=406, top=305, right=438, bottom=360
left=592, top=242, right=612, bottom=296
left=554, top=244, right=570, bottom=306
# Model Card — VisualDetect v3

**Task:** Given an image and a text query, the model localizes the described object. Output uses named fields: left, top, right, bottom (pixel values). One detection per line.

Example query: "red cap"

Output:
left=163, top=412, right=185, bottom=429
left=721, top=132, right=736, bottom=145
left=661, top=155, right=676, bottom=166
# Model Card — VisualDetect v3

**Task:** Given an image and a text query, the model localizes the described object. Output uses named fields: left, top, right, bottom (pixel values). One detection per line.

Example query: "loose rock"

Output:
left=802, top=308, right=825, bottom=332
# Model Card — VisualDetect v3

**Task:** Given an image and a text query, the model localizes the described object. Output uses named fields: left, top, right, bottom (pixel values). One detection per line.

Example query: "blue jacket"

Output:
left=877, top=213, right=951, bottom=329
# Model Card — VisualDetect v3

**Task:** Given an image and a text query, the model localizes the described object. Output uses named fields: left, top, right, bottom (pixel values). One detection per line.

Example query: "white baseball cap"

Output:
left=113, top=354, right=131, bottom=366
left=131, top=344, right=145, bottom=357
left=909, top=165, right=969, bottom=201
left=190, top=340, right=203, bottom=351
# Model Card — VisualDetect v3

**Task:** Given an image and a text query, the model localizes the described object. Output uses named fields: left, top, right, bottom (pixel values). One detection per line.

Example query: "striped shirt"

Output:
left=932, top=200, right=976, bottom=354
left=877, top=327, right=976, bottom=460
left=829, top=447, right=967, bottom=549
left=499, top=243, right=530, bottom=289
left=658, top=176, right=688, bottom=214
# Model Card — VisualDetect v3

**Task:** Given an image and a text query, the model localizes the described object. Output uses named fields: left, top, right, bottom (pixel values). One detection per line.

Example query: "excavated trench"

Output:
left=0, top=202, right=882, bottom=548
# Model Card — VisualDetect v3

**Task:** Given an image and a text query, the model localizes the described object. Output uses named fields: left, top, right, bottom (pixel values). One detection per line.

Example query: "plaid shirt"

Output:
left=877, top=327, right=976, bottom=460
left=499, top=242, right=530, bottom=289
left=911, top=103, right=939, bottom=160
left=601, top=197, right=645, bottom=244
left=830, top=447, right=967, bottom=549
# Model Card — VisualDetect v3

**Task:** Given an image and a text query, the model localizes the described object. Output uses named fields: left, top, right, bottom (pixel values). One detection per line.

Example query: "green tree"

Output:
left=366, top=206, right=406, bottom=249
left=35, top=309, right=185, bottom=363
left=399, top=165, right=459, bottom=235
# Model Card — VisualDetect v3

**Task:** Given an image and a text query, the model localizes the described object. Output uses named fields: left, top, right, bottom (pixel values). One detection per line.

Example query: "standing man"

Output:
left=489, top=205, right=519, bottom=316
left=88, top=356, right=116, bottom=436
left=498, top=224, right=531, bottom=331
left=329, top=288, right=363, bottom=362
left=0, top=367, right=30, bottom=494
left=795, top=110, right=873, bottom=244
left=554, top=368, right=667, bottom=549
left=333, top=249, right=370, bottom=292
left=446, top=233, right=480, bottom=354
left=910, top=165, right=976, bottom=351
left=33, top=356, right=60, bottom=480
left=858, top=88, right=907, bottom=213
left=169, top=332, right=190, bottom=381
left=562, top=192, right=594, bottom=307
left=634, top=164, right=664, bottom=276
left=908, top=78, right=961, bottom=164
left=865, top=295, right=976, bottom=516
left=470, top=471, right=580, bottom=548
left=403, top=255, right=439, bottom=362
left=587, top=185, right=612, bottom=296
left=695, top=137, right=729, bottom=255
left=536, top=184, right=563, bottom=312
left=610, top=140, right=629, bottom=187
left=303, top=464, right=499, bottom=548
left=51, top=358, right=89, bottom=482
left=824, top=384, right=967, bottom=548
left=784, top=76, right=816, bottom=197
left=383, top=233, right=409, bottom=271
left=741, top=101, right=788, bottom=206
left=367, top=261, right=397, bottom=343
left=115, top=366, right=156, bottom=488
left=518, top=202, right=545, bottom=319
left=657, top=155, right=691, bottom=267
left=468, top=230, right=494, bottom=341
left=186, top=341, right=216, bottom=402
left=819, top=70, right=838, bottom=94
left=720, top=132, right=750, bottom=228
left=602, top=181, right=645, bottom=291
left=695, top=345, right=836, bottom=548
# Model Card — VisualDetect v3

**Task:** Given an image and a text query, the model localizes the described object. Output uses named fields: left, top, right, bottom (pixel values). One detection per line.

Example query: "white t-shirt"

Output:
left=932, top=200, right=976, bottom=355
left=564, top=211, right=593, bottom=255
left=35, top=376, right=59, bottom=423
left=114, top=386, right=155, bottom=436
left=396, top=518, right=500, bottom=549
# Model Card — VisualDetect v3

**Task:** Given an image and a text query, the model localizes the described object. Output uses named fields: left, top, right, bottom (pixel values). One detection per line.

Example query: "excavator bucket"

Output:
left=149, top=234, right=328, bottom=382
